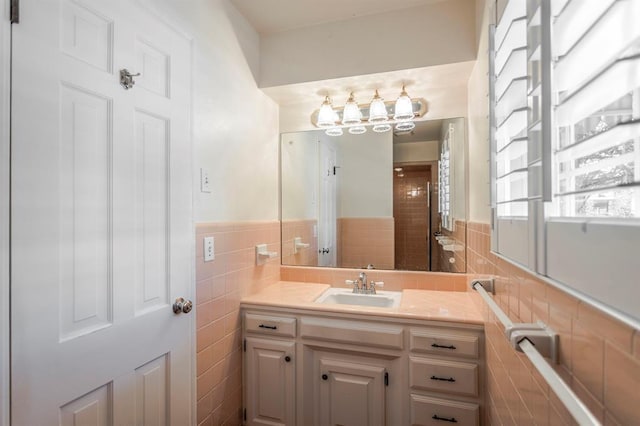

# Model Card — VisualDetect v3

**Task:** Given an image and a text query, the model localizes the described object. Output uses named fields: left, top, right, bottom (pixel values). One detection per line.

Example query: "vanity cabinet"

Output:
left=408, top=327, right=482, bottom=426
left=242, top=308, right=484, bottom=426
left=243, top=314, right=297, bottom=426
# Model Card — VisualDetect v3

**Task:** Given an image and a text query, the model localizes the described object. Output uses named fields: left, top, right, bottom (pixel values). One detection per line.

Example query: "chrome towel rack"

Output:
left=471, top=280, right=601, bottom=426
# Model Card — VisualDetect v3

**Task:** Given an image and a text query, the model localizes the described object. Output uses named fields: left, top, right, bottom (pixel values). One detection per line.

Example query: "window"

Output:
left=439, top=124, right=452, bottom=230
left=491, top=0, right=640, bottom=322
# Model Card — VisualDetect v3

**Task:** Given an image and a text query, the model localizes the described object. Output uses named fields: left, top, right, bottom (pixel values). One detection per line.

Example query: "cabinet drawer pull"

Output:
left=258, top=324, right=277, bottom=330
left=284, top=355, right=291, bottom=362
left=322, top=374, right=328, bottom=381
left=431, top=343, right=456, bottom=350
left=432, top=414, right=458, bottom=423
left=430, top=375, right=456, bottom=382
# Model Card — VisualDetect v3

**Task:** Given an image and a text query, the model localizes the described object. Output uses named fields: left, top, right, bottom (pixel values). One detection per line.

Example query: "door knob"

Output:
left=173, top=297, right=193, bottom=314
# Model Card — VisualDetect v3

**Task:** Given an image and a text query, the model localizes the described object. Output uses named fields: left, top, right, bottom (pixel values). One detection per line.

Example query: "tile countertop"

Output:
left=240, top=281, right=484, bottom=325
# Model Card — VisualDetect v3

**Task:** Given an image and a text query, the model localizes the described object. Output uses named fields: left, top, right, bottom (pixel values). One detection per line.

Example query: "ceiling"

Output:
left=230, top=0, right=449, bottom=35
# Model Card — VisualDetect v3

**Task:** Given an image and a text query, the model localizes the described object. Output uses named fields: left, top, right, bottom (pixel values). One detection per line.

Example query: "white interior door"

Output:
left=318, top=141, right=337, bottom=267
left=11, top=0, right=193, bottom=424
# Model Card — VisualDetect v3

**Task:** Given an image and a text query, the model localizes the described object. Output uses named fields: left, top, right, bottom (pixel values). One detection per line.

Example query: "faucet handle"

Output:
left=371, top=281, right=384, bottom=289
left=345, top=279, right=359, bottom=293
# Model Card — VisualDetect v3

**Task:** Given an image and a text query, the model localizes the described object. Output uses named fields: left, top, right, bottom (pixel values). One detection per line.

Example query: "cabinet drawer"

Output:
left=409, top=357, right=478, bottom=397
left=410, top=328, right=479, bottom=359
left=300, top=316, right=404, bottom=350
left=245, top=313, right=296, bottom=338
left=410, top=394, right=479, bottom=426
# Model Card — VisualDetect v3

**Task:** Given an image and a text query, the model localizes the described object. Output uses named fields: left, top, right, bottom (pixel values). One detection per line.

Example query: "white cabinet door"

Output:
left=318, top=357, right=386, bottom=426
left=11, top=0, right=193, bottom=424
left=245, top=337, right=296, bottom=426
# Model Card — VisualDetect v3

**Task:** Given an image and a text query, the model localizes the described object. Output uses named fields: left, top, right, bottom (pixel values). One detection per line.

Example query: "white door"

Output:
left=11, top=1, right=193, bottom=424
left=318, top=141, right=337, bottom=267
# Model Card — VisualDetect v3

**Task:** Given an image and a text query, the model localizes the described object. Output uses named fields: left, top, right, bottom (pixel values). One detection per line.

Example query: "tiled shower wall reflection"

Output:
left=468, top=222, right=640, bottom=425
left=195, top=221, right=280, bottom=426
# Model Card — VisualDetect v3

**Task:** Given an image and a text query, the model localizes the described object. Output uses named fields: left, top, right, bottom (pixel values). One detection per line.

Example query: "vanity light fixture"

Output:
left=312, top=86, right=427, bottom=136
left=317, top=95, right=337, bottom=128
left=342, top=92, right=362, bottom=125
left=368, top=90, right=389, bottom=123
left=349, top=126, right=367, bottom=135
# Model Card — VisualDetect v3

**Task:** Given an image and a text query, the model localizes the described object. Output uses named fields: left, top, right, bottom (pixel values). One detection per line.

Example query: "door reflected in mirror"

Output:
left=281, top=118, right=466, bottom=272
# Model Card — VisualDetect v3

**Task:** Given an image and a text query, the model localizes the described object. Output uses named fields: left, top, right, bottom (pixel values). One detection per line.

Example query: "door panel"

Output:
left=245, top=337, right=295, bottom=426
left=11, top=0, right=193, bottom=424
left=59, top=83, right=113, bottom=341
left=318, top=357, right=386, bottom=426
left=59, top=383, right=112, bottom=426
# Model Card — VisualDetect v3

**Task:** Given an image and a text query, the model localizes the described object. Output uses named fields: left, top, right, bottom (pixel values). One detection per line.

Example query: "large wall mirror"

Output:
left=281, top=117, right=467, bottom=272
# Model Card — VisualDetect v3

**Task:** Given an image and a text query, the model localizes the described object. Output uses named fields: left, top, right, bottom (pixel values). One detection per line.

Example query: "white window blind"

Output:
left=439, top=124, right=452, bottom=231
left=492, top=0, right=640, bottom=323
left=546, top=0, right=640, bottom=322
left=491, top=0, right=532, bottom=266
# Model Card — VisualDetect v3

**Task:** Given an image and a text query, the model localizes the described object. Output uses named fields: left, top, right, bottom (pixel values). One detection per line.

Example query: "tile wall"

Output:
left=281, top=265, right=468, bottom=292
left=281, top=219, right=317, bottom=267
left=337, top=217, right=395, bottom=269
left=195, top=221, right=281, bottom=426
left=467, top=222, right=640, bottom=425
left=439, top=219, right=467, bottom=273
left=393, top=165, right=432, bottom=271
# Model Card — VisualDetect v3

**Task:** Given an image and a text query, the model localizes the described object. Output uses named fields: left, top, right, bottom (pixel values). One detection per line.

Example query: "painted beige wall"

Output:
left=336, top=131, right=393, bottom=217
left=393, top=140, right=440, bottom=163
left=146, top=0, right=280, bottom=222
left=260, top=0, right=477, bottom=88
left=281, top=131, right=321, bottom=220
left=466, top=0, right=494, bottom=223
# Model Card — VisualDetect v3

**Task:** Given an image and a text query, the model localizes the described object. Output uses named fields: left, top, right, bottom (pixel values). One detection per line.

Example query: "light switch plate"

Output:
left=204, top=236, right=214, bottom=262
left=200, top=168, right=211, bottom=193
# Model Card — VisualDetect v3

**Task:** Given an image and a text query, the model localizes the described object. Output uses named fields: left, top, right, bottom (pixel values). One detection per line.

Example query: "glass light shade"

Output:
left=393, top=87, right=414, bottom=120
left=373, top=123, right=392, bottom=133
left=342, top=92, right=362, bottom=125
left=317, top=96, right=336, bottom=128
left=368, top=90, right=388, bottom=123
left=348, top=126, right=367, bottom=135
left=325, top=127, right=343, bottom=137
left=395, top=121, right=416, bottom=132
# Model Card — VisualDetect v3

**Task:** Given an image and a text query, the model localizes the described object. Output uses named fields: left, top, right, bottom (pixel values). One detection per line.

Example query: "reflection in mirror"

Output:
left=281, top=118, right=466, bottom=272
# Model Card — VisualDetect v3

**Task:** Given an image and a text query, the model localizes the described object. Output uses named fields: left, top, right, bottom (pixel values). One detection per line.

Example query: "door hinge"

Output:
left=10, top=0, right=19, bottom=24
left=243, top=408, right=247, bottom=421
left=243, top=338, right=246, bottom=352
left=384, top=372, right=389, bottom=386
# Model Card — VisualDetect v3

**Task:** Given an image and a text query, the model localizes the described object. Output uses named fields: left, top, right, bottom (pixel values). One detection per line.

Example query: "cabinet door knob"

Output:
left=321, top=374, right=328, bottom=381
left=284, top=355, right=291, bottom=362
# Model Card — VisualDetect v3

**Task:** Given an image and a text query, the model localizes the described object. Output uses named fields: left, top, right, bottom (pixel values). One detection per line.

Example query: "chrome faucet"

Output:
left=345, top=272, right=383, bottom=294
left=359, top=272, right=367, bottom=291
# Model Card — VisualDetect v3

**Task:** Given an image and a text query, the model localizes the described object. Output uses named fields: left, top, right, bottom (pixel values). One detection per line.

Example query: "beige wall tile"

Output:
left=604, top=341, right=640, bottom=424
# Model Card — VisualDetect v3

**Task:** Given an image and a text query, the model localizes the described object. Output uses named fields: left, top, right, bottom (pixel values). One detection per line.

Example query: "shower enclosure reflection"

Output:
left=281, top=118, right=466, bottom=272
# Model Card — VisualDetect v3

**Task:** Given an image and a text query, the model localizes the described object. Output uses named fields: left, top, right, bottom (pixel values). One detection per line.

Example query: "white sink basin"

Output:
left=314, top=288, right=402, bottom=308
